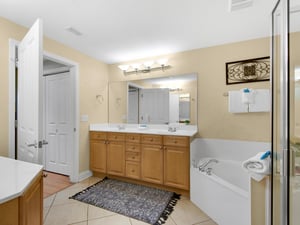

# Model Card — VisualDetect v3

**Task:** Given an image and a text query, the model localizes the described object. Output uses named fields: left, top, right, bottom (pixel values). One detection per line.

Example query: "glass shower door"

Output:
left=272, top=0, right=300, bottom=225
left=272, top=0, right=289, bottom=225
left=289, top=1, right=300, bottom=225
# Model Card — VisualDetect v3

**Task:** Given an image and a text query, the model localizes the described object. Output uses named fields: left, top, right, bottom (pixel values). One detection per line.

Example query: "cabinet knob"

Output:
left=131, top=170, right=135, bottom=172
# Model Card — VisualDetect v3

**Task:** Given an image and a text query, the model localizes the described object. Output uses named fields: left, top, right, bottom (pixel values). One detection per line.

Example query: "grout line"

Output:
left=43, top=193, right=57, bottom=222
left=191, top=218, right=214, bottom=225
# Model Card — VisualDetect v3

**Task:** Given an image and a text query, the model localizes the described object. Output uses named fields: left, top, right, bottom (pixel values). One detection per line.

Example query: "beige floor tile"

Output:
left=88, top=204, right=116, bottom=220
left=129, top=218, right=150, bottom=225
left=43, top=206, right=50, bottom=221
left=44, top=202, right=88, bottom=225
left=69, top=222, right=88, bottom=225
left=130, top=216, right=176, bottom=225
left=52, top=185, right=87, bottom=206
left=88, top=214, right=131, bottom=225
left=194, top=219, right=218, bottom=225
left=44, top=194, right=56, bottom=208
left=170, top=199, right=210, bottom=225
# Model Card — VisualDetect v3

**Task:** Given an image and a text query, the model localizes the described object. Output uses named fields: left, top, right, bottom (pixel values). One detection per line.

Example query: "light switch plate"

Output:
left=80, top=114, right=89, bottom=122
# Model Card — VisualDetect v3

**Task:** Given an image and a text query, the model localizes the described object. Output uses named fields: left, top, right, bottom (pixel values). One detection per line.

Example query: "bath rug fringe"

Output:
left=154, top=193, right=181, bottom=225
left=69, top=177, right=180, bottom=225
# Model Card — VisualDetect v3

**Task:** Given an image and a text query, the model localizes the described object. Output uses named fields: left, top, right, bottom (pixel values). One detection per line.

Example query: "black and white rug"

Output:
left=70, top=177, right=180, bottom=225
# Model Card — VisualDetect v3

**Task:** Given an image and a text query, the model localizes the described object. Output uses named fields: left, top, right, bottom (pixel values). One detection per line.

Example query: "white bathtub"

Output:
left=190, top=138, right=271, bottom=225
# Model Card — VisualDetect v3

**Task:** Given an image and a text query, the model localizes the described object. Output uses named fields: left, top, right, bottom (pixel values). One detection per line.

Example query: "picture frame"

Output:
left=226, top=56, right=270, bottom=85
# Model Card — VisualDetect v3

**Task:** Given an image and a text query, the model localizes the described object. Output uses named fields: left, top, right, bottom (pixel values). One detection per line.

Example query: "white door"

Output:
left=44, top=72, right=73, bottom=175
left=17, top=19, right=43, bottom=164
left=139, top=88, right=169, bottom=124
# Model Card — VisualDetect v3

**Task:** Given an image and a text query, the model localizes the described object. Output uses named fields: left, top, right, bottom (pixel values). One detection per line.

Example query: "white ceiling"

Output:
left=0, top=0, right=278, bottom=64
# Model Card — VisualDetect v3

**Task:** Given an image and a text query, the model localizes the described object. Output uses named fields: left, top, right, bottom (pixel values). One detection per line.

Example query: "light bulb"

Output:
left=131, top=63, right=141, bottom=71
left=157, top=58, right=168, bottom=66
left=118, top=65, right=129, bottom=71
left=143, top=61, right=154, bottom=68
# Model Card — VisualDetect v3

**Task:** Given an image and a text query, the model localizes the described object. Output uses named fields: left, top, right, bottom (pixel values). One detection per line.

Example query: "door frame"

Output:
left=8, top=39, right=80, bottom=182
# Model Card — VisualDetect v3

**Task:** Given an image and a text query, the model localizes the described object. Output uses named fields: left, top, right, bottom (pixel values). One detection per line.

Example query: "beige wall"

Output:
left=0, top=17, right=109, bottom=172
left=109, top=37, right=271, bottom=142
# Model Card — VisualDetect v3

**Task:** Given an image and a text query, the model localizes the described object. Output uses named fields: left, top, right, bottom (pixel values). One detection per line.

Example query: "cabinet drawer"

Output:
left=126, top=134, right=141, bottom=143
left=163, top=136, right=189, bottom=147
left=107, top=132, right=125, bottom=141
left=126, top=161, right=140, bottom=179
left=90, top=131, right=106, bottom=140
left=141, top=134, right=162, bottom=145
left=126, top=151, right=140, bottom=162
left=126, top=143, right=140, bottom=152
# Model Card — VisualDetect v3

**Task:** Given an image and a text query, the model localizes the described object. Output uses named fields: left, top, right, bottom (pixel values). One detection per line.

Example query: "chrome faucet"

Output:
left=198, top=159, right=218, bottom=172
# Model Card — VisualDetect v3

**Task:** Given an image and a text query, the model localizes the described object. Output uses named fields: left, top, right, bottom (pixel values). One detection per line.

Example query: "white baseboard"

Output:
left=78, top=170, right=93, bottom=182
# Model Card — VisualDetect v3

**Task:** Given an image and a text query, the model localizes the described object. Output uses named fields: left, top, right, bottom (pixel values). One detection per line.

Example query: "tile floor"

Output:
left=43, top=176, right=218, bottom=225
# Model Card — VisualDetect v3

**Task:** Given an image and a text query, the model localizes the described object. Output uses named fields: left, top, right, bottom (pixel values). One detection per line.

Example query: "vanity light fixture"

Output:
left=119, top=59, right=171, bottom=75
left=118, top=65, right=130, bottom=72
left=157, top=58, right=168, bottom=71
left=132, top=63, right=141, bottom=73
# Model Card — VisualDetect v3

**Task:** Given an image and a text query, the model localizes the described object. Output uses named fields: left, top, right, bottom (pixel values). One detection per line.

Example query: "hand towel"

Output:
left=228, top=90, right=248, bottom=113
left=242, top=152, right=271, bottom=182
left=249, top=89, right=270, bottom=112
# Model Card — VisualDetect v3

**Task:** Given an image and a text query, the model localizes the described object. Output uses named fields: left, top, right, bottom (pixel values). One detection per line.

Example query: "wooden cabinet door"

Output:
left=141, top=144, right=163, bottom=184
left=164, top=146, right=189, bottom=190
left=90, top=140, right=107, bottom=173
left=19, top=172, right=43, bottom=225
left=107, top=141, right=125, bottom=176
left=0, top=198, right=19, bottom=225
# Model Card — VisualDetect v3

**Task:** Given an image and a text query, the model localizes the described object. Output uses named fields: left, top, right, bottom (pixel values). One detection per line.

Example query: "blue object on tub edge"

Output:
left=260, top=150, right=271, bottom=160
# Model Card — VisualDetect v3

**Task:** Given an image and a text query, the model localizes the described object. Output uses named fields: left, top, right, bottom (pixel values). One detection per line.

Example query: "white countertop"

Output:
left=0, top=156, right=43, bottom=204
left=90, top=123, right=198, bottom=137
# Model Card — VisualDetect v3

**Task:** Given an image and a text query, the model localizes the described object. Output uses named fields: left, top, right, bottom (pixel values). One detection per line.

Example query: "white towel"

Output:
left=242, top=152, right=271, bottom=182
left=249, top=89, right=270, bottom=112
left=228, top=91, right=248, bottom=113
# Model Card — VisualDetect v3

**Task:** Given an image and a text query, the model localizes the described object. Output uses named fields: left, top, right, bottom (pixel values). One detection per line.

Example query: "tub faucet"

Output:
left=199, top=159, right=218, bottom=172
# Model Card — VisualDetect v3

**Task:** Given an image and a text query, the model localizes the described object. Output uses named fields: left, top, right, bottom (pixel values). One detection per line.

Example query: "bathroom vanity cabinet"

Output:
left=0, top=157, right=43, bottom=225
left=90, top=131, right=190, bottom=190
left=90, top=132, right=126, bottom=176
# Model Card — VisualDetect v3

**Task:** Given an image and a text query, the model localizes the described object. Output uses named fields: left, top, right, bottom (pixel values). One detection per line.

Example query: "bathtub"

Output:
left=190, top=138, right=271, bottom=225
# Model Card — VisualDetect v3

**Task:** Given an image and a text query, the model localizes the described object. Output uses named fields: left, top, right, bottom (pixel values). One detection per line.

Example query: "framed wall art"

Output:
left=226, top=56, right=270, bottom=85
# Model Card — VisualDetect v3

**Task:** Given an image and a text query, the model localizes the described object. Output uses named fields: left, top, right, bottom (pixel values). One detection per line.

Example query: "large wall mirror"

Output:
left=108, top=73, right=197, bottom=125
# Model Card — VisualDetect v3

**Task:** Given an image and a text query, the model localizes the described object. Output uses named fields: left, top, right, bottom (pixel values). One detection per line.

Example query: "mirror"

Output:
left=108, top=73, right=197, bottom=125
left=294, top=67, right=300, bottom=139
